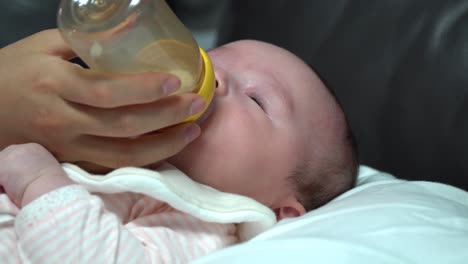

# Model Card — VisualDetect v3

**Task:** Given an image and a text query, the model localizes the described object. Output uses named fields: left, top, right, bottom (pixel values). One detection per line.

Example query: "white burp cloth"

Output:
left=62, top=163, right=276, bottom=241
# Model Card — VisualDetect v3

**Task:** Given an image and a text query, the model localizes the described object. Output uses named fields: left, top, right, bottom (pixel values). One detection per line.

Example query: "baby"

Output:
left=0, top=40, right=358, bottom=263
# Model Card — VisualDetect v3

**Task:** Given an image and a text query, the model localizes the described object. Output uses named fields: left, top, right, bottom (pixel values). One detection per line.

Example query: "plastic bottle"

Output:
left=57, top=0, right=215, bottom=121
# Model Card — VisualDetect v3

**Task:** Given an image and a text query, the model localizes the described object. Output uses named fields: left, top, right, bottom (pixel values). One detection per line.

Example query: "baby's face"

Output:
left=169, top=40, right=334, bottom=208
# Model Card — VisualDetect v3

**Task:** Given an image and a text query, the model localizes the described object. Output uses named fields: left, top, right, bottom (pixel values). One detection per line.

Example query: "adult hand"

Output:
left=0, top=29, right=205, bottom=169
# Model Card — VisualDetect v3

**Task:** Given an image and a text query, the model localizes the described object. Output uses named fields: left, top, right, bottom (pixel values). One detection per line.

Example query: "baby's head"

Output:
left=169, top=40, right=358, bottom=220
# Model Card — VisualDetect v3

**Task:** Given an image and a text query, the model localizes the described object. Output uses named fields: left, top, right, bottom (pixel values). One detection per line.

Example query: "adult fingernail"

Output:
left=190, top=97, right=206, bottom=116
left=184, top=124, right=200, bottom=143
left=162, top=77, right=180, bottom=95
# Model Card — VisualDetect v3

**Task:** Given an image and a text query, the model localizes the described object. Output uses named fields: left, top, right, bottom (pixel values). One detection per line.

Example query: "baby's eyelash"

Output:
left=249, top=95, right=264, bottom=109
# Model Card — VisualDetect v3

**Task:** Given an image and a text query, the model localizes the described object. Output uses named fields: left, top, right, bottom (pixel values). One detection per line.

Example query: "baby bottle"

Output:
left=57, top=0, right=215, bottom=122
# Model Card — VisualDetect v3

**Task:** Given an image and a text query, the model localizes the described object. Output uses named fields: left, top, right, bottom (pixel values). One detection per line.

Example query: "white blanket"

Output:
left=194, top=166, right=468, bottom=264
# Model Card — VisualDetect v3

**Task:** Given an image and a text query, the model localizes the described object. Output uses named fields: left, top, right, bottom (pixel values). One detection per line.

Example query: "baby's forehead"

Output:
left=215, top=40, right=327, bottom=109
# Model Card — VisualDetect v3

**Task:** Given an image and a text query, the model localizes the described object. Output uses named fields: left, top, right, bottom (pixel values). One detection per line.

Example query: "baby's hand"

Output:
left=0, top=143, right=68, bottom=207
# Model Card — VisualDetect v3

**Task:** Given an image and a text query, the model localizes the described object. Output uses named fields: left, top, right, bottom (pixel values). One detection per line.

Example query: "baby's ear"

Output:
left=273, top=197, right=306, bottom=221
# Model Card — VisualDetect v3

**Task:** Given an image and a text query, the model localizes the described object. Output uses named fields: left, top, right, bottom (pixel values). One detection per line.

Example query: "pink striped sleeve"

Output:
left=0, top=194, right=20, bottom=264
left=14, top=186, right=238, bottom=263
left=125, top=206, right=238, bottom=262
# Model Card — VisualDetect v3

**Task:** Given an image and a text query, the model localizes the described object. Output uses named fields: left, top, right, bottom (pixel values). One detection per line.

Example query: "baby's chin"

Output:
left=167, top=150, right=186, bottom=168
left=168, top=104, right=223, bottom=184
left=167, top=140, right=199, bottom=173
left=167, top=131, right=217, bottom=185
left=168, top=105, right=218, bottom=168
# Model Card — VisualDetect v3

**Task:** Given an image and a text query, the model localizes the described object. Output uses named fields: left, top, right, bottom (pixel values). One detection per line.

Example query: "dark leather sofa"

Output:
left=219, top=0, right=468, bottom=191
left=1, top=0, right=467, bottom=191
left=0, top=0, right=59, bottom=48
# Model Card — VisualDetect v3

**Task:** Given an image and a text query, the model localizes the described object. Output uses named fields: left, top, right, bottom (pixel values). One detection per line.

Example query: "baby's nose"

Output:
left=214, top=69, right=228, bottom=96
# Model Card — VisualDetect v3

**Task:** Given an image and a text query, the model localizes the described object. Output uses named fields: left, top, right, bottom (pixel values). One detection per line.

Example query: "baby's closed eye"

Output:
left=248, top=93, right=265, bottom=110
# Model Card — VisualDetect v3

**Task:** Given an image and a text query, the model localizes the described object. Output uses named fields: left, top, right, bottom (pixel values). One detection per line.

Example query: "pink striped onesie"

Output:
left=0, top=164, right=275, bottom=263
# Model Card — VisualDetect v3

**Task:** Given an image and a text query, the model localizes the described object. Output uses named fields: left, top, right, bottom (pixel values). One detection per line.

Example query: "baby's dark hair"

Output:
left=288, top=92, right=359, bottom=212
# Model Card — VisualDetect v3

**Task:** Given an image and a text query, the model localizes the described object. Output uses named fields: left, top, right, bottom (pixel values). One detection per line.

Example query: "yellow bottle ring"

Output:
left=184, top=47, right=216, bottom=122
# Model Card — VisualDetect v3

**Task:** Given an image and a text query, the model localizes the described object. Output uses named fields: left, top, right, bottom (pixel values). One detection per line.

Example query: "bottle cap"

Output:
left=184, top=48, right=215, bottom=122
